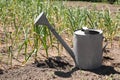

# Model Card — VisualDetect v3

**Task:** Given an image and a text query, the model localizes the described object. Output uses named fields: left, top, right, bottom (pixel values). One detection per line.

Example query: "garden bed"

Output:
left=0, top=40, right=120, bottom=80
left=0, top=1, right=120, bottom=80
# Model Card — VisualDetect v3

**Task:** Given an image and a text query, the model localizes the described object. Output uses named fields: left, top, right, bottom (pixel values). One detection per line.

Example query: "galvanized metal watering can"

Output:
left=34, top=12, right=107, bottom=69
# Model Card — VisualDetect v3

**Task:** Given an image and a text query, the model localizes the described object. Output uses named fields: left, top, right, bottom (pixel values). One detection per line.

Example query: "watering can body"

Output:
left=73, top=29, right=103, bottom=69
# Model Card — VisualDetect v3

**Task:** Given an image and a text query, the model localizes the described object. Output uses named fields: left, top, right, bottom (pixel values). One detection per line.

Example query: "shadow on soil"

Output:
left=33, top=56, right=73, bottom=69
left=54, top=65, right=120, bottom=78
left=88, top=65, right=120, bottom=75
left=0, top=69, right=4, bottom=75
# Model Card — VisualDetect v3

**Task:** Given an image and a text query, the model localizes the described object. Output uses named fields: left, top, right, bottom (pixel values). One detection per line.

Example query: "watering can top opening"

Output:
left=74, top=28, right=103, bottom=36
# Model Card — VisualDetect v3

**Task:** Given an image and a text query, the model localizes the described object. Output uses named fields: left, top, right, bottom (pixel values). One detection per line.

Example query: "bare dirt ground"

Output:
left=65, top=1, right=120, bottom=12
left=0, top=1, right=120, bottom=80
left=0, top=40, right=120, bottom=80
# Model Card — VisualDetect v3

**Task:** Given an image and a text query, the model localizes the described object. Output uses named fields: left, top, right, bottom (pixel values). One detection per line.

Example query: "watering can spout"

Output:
left=34, top=12, right=76, bottom=66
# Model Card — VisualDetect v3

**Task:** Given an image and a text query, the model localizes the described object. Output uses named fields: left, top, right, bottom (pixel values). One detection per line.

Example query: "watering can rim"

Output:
left=74, top=29, right=103, bottom=36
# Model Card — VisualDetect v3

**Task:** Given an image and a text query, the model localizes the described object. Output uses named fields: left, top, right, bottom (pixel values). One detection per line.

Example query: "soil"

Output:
left=65, top=1, right=120, bottom=12
left=0, top=1, right=120, bottom=80
left=0, top=45, right=120, bottom=80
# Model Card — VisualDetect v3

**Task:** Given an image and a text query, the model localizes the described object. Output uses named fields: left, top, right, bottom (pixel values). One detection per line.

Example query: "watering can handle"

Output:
left=102, top=37, right=108, bottom=52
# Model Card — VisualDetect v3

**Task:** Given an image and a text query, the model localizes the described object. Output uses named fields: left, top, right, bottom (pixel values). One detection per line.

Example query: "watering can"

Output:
left=34, top=12, right=107, bottom=69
